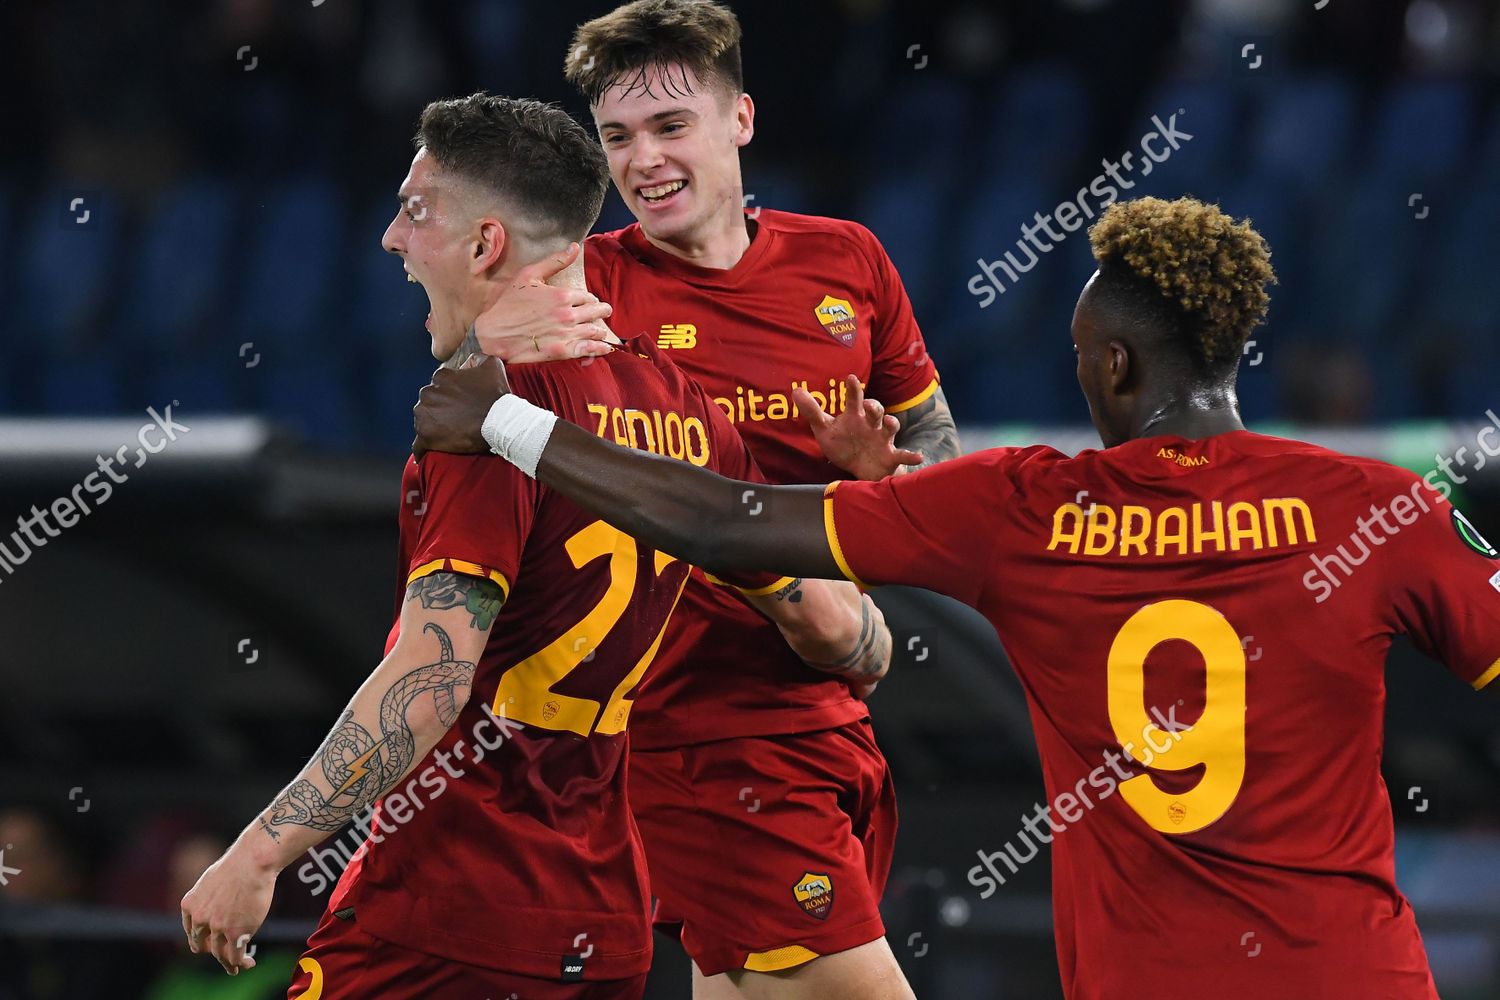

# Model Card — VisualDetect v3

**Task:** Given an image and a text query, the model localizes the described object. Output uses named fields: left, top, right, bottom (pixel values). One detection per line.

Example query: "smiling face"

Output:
left=381, top=147, right=494, bottom=362
left=593, top=62, right=753, bottom=248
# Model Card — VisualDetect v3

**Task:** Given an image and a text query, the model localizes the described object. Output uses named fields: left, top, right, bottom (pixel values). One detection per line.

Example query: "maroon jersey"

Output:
left=328, top=342, right=772, bottom=981
left=824, top=430, right=1500, bottom=998
left=586, top=209, right=940, bottom=748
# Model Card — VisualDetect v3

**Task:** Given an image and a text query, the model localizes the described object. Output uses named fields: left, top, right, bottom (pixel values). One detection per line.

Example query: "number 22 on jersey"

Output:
left=491, top=521, right=688, bottom=738
left=1107, top=599, right=1247, bottom=835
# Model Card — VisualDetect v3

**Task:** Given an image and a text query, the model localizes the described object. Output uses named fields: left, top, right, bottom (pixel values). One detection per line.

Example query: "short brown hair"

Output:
left=1088, top=197, right=1277, bottom=376
left=564, top=0, right=743, bottom=107
left=415, top=93, right=609, bottom=241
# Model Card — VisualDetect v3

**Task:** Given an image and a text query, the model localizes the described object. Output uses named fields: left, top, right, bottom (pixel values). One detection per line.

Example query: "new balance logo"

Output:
left=657, top=323, right=698, bottom=349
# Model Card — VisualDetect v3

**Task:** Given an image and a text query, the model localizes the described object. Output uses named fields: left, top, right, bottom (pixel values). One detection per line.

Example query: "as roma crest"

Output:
left=814, top=294, right=858, bottom=347
left=793, top=871, right=834, bottom=920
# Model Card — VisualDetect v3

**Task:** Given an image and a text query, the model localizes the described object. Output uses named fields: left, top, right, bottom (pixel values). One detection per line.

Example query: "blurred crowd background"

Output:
left=3, top=0, right=1500, bottom=997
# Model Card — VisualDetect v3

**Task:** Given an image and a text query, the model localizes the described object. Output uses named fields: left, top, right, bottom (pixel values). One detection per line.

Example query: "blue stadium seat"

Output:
left=944, top=175, right=1050, bottom=336
left=18, top=186, right=123, bottom=353
left=351, top=199, right=432, bottom=353
left=985, top=64, right=1089, bottom=183
left=1300, top=174, right=1420, bottom=341
left=39, top=357, right=125, bottom=415
left=256, top=361, right=359, bottom=449
left=1366, top=80, right=1476, bottom=184
left=1218, top=177, right=1305, bottom=329
left=372, top=345, right=444, bottom=455
left=1250, top=75, right=1357, bottom=194
left=229, top=176, right=345, bottom=354
left=117, top=178, right=237, bottom=353
left=883, top=76, right=975, bottom=174
left=1420, top=178, right=1500, bottom=334
left=855, top=163, right=954, bottom=328
left=1134, top=78, right=1240, bottom=200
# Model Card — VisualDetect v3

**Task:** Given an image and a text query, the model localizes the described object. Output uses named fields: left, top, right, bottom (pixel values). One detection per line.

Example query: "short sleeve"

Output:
left=858, top=227, right=940, bottom=414
left=1380, top=470, right=1500, bottom=689
left=405, top=453, right=540, bottom=597
left=825, top=449, right=1027, bottom=606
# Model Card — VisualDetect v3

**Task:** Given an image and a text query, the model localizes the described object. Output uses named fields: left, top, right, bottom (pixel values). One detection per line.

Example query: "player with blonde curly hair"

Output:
left=415, top=195, right=1500, bottom=998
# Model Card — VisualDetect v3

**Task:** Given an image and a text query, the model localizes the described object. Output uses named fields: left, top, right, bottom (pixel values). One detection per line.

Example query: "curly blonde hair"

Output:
left=1088, top=197, right=1276, bottom=372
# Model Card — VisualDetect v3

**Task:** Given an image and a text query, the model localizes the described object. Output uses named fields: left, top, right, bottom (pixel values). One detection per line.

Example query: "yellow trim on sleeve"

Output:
left=822, top=482, right=868, bottom=588
left=1471, top=655, right=1500, bottom=691
left=884, top=377, right=939, bottom=414
left=406, top=558, right=511, bottom=601
left=735, top=575, right=798, bottom=597
left=743, top=944, right=820, bottom=973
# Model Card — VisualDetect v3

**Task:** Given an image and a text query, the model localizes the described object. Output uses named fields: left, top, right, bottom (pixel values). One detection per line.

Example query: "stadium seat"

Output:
left=116, top=177, right=238, bottom=354
left=855, top=163, right=955, bottom=329
left=1366, top=79, right=1476, bottom=184
left=1133, top=78, right=1240, bottom=199
left=985, top=64, right=1089, bottom=184
left=351, top=198, right=432, bottom=353
left=1250, top=75, right=1357, bottom=195
left=18, top=185, right=123, bottom=353
left=883, top=75, right=976, bottom=174
left=944, top=174, right=1050, bottom=336
left=256, top=360, right=359, bottom=450
left=39, top=356, right=126, bottom=415
left=228, top=176, right=345, bottom=355
left=1300, top=174, right=1421, bottom=343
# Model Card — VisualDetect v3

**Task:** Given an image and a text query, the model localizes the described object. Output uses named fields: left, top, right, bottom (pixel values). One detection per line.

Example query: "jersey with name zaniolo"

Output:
left=824, top=430, right=1500, bottom=999
left=328, top=341, right=772, bottom=981
left=586, top=209, right=940, bottom=748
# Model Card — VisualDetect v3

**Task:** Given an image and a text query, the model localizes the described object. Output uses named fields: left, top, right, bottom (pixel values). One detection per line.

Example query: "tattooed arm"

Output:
left=180, top=571, right=503, bottom=974
left=744, top=579, right=892, bottom=697
left=891, top=386, right=961, bottom=474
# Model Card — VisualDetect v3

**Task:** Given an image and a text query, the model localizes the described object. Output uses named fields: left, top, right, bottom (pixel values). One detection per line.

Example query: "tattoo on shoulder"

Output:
left=406, top=571, right=505, bottom=630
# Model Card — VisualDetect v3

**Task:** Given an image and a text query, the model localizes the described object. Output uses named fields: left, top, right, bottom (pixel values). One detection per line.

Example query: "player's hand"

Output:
left=180, top=846, right=275, bottom=976
left=793, top=375, right=922, bottom=481
left=474, top=242, right=615, bottom=363
left=413, top=356, right=512, bottom=458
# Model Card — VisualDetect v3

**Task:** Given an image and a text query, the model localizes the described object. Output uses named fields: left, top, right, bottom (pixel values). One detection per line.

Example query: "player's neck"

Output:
left=1132, top=387, right=1245, bottom=442
left=641, top=209, right=752, bottom=271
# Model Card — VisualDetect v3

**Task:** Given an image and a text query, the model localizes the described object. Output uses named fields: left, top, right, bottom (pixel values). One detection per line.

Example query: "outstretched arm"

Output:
left=535, top=415, right=839, bottom=581
left=744, top=578, right=891, bottom=698
left=180, top=571, right=502, bottom=975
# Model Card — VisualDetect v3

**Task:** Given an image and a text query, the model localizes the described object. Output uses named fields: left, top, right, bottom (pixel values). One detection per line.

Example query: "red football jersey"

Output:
left=586, top=209, right=940, bottom=748
left=328, top=342, right=772, bottom=981
left=825, top=430, right=1500, bottom=998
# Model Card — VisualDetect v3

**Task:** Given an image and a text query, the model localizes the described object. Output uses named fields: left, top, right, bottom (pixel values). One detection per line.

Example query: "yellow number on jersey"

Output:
left=291, top=957, right=323, bottom=999
left=491, top=521, right=684, bottom=737
left=1107, top=599, right=1247, bottom=834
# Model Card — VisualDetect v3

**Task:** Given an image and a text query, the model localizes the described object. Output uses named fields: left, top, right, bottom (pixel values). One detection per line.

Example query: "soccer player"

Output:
left=415, top=196, right=1500, bottom=998
left=459, top=4, right=956, bottom=995
left=178, top=94, right=890, bottom=1000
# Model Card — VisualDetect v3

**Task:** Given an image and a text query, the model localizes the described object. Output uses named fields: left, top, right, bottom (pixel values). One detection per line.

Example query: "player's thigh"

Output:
left=697, top=939, right=912, bottom=1000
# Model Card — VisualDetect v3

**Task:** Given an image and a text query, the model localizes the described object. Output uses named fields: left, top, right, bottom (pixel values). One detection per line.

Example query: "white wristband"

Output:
left=481, top=395, right=558, bottom=478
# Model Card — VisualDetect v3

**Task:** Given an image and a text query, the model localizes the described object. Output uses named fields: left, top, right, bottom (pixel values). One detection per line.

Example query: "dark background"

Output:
left=2, top=0, right=1499, bottom=997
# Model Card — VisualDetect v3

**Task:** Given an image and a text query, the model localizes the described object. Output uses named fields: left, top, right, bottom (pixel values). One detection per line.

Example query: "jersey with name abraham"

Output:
left=825, top=430, right=1500, bottom=999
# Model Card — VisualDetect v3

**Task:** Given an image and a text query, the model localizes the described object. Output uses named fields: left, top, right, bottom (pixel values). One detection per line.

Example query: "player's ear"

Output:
left=732, top=92, right=754, bottom=147
left=1107, top=340, right=1131, bottom=394
left=471, top=217, right=507, bottom=275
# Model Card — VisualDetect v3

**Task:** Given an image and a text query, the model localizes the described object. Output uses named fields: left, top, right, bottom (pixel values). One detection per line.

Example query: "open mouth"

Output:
left=638, top=179, right=687, bottom=206
left=405, top=269, right=433, bottom=330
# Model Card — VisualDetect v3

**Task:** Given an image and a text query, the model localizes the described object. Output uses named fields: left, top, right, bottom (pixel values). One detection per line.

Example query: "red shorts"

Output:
left=628, top=718, right=897, bottom=977
left=287, top=910, right=647, bottom=1000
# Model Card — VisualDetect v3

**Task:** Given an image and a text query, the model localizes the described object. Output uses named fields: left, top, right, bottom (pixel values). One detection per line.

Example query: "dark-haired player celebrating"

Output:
left=179, top=94, right=889, bottom=1000
left=417, top=197, right=1500, bottom=998
left=465, top=4, right=953, bottom=995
